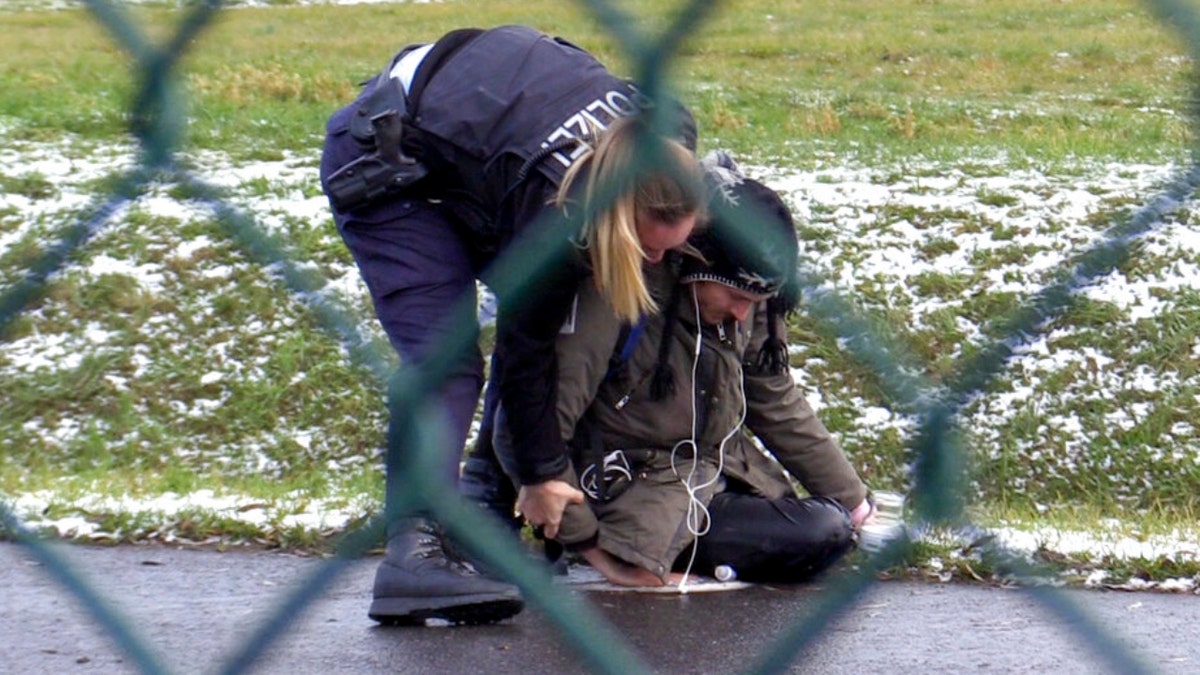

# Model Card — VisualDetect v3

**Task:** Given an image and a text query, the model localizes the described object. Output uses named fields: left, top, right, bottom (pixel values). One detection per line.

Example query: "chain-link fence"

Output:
left=3, top=0, right=1199, bottom=673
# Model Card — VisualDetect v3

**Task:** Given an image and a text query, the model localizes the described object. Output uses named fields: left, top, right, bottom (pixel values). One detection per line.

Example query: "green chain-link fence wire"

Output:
left=3, top=0, right=1200, bottom=672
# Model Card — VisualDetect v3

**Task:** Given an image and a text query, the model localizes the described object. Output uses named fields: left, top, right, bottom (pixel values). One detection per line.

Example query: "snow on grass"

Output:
left=2, top=130, right=1199, bottom=589
left=7, top=489, right=375, bottom=544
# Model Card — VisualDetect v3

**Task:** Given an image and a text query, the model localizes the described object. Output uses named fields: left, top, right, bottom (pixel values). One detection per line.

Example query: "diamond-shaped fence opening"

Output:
left=2, top=0, right=1198, bottom=673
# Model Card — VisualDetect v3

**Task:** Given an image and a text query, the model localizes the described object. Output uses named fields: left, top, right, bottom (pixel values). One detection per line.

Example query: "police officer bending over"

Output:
left=320, top=25, right=703, bottom=624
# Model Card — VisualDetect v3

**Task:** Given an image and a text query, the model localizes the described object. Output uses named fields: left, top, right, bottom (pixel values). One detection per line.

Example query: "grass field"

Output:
left=2, top=0, right=1199, bottom=587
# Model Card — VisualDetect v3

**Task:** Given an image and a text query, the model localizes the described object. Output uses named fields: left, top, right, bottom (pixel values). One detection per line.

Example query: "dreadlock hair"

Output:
left=756, top=299, right=792, bottom=376
left=601, top=251, right=685, bottom=400
left=758, top=247, right=803, bottom=375
left=648, top=252, right=685, bottom=400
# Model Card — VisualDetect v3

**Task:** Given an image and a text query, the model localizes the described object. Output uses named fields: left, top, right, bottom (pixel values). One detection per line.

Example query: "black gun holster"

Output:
left=326, top=74, right=429, bottom=212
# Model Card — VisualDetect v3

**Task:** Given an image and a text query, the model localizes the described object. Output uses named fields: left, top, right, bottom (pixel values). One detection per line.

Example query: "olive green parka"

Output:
left=544, top=261, right=868, bottom=579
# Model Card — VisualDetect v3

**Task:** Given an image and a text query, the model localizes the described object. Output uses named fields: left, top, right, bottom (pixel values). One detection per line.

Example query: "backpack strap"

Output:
left=605, top=315, right=647, bottom=381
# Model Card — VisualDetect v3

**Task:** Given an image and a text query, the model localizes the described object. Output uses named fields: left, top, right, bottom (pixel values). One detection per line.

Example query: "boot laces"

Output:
left=414, top=523, right=479, bottom=574
left=414, top=533, right=442, bottom=559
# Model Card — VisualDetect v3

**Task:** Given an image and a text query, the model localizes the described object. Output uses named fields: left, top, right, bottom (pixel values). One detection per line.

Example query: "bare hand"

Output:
left=849, top=498, right=875, bottom=529
left=516, top=480, right=585, bottom=540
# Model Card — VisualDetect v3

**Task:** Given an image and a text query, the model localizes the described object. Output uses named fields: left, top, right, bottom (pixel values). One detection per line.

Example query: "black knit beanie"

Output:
left=683, top=151, right=801, bottom=374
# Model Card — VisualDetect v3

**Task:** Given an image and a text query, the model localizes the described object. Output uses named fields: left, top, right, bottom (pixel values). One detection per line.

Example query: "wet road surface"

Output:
left=2, top=541, right=1197, bottom=674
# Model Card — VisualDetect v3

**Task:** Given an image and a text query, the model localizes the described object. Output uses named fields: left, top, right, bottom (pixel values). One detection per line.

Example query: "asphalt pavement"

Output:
left=2, top=541, right=1197, bottom=674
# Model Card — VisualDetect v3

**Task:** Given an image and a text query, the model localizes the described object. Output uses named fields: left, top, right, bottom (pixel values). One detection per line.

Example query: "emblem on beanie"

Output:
left=737, top=270, right=777, bottom=291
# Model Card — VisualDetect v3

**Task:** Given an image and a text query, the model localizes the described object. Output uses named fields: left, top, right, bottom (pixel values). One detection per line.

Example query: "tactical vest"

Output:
left=409, top=25, right=642, bottom=191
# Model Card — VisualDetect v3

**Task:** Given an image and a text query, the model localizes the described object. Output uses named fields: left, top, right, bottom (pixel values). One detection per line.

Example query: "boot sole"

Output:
left=369, top=595, right=524, bottom=626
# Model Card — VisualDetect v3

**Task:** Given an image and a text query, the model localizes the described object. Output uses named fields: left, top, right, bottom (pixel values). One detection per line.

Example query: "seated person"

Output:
left=492, top=155, right=876, bottom=586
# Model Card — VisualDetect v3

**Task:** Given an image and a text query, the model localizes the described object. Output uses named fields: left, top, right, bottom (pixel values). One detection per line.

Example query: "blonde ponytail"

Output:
left=556, top=116, right=703, bottom=323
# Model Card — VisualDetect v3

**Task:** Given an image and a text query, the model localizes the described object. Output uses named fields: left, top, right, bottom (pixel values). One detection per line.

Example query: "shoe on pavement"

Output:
left=369, top=518, right=523, bottom=626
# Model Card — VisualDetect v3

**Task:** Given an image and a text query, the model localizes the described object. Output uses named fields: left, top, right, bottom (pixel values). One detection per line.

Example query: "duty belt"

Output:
left=325, top=73, right=429, bottom=212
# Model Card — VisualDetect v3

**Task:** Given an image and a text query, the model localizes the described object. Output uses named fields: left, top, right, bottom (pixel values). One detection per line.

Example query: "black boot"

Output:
left=459, top=455, right=521, bottom=531
left=458, top=455, right=574, bottom=576
left=369, top=518, right=524, bottom=626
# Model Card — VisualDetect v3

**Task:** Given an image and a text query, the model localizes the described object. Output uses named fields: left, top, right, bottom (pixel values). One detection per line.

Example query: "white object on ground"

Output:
left=858, top=490, right=907, bottom=554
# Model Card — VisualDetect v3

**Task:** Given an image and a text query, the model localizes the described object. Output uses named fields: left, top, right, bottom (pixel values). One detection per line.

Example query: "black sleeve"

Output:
left=490, top=178, right=589, bottom=485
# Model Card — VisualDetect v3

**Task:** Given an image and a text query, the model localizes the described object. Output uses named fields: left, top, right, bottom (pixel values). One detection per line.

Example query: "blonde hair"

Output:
left=556, top=116, right=704, bottom=323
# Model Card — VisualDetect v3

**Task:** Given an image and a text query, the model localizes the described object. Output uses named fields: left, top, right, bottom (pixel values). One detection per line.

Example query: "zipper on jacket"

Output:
left=716, top=320, right=738, bottom=347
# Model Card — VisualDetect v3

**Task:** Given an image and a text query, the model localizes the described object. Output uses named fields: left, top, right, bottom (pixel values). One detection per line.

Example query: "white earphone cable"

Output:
left=672, top=286, right=747, bottom=592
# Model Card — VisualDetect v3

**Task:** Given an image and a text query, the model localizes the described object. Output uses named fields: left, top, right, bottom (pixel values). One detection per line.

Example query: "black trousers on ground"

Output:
left=689, top=492, right=855, bottom=583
